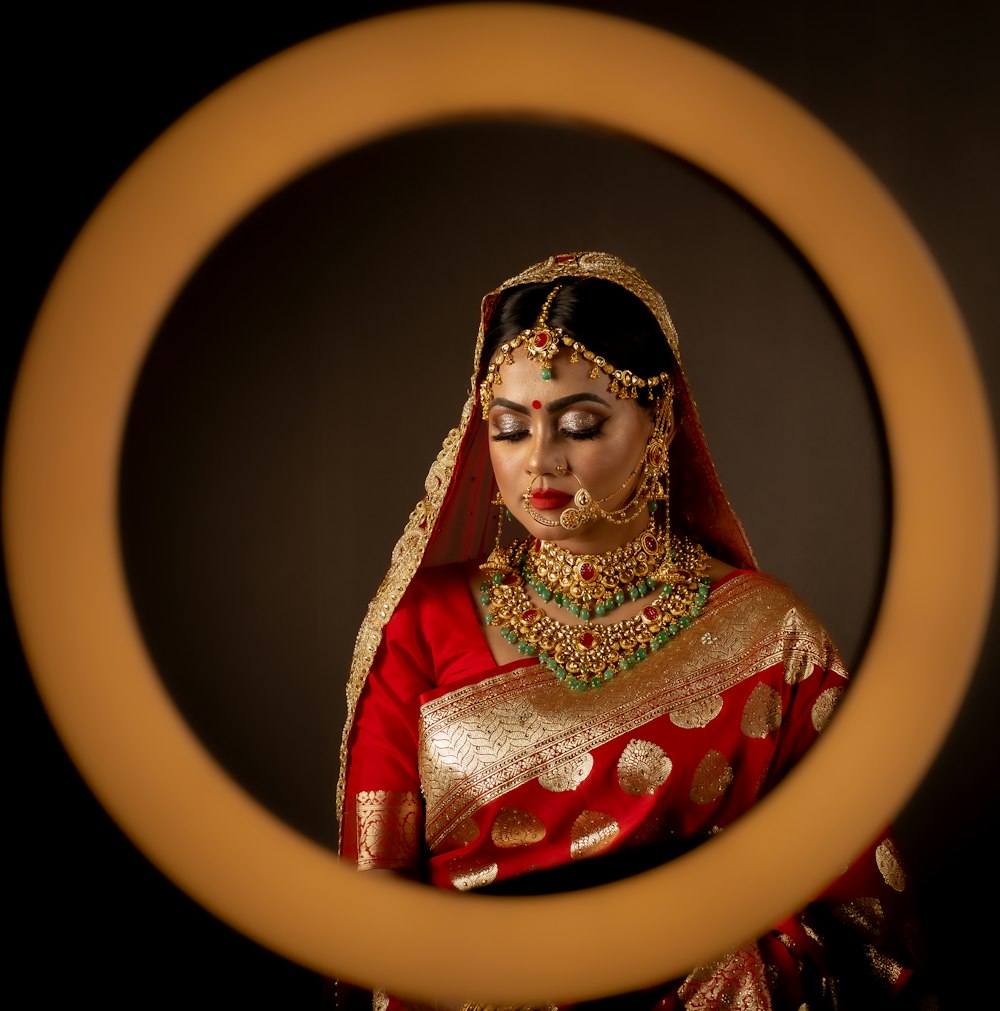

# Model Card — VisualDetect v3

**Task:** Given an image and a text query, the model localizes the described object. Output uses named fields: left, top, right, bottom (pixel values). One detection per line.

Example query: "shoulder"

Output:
left=709, top=569, right=848, bottom=681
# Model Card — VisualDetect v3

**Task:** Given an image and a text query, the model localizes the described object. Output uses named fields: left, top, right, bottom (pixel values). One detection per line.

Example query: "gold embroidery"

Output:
left=690, top=750, right=734, bottom=804
left=570, top=810, right=619, bottom=859
left=863, top=943, right=905, bottom=986
left=670, top=694, right=723, bottom=728
left=418, top=574, right=842, bottom=846
left=354, top=790, right=420, bottom=871
left=373, top=989, right=389, bottom=1011
left=834, top=896, right=885, bottom=938
left=447, top=856, right=499, bottom=891
left=435, top=817, right=480, bottom=853
left=875, top=837, right=906, bottom=892
left=617, top=738, right=673, bottom=795
left=538, top=752, right=593, bottom=792
left=678, top=942, right=774, bottom=1010
left=491, top=808, right=546, bottom=848
left=741, top=682, right=782, bottom=739
left=811, top=686, right=844, bottom=731
left=337, top=417, right=470, bottom=830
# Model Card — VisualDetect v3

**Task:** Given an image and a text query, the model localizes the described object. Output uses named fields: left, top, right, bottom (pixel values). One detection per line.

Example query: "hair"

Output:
left=480, top=277, right=676, bottom=406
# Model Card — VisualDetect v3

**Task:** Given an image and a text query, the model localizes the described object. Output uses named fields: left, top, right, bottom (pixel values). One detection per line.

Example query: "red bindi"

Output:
left=531, top=399, right=542, bottom=410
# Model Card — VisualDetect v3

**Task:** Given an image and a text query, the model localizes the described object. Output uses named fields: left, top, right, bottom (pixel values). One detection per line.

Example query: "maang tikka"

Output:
left=479, top=284, right=673, bottom=418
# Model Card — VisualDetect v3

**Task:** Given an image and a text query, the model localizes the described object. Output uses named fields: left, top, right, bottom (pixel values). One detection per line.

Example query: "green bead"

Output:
left=540, top=587, right=552, bottom=601
left=669, top=623, right=679, bottom=635
left=636, top=647, right=648, bottom=661
left=541, top=367, right=552, bottom=380
left=603, top=668, right=616, bottom=681
left=680, top=616, right=691, bottom=628
left=480, top=594, right=490, bottom=605
left=484, top=614, right=493, bottom=625
left=647, top=501, right=658, bottom=513
left=595, top=604, right=606, bottom=617
left=492, top=573, right=502, bottom=585
left=580, top=609, right=590, bottom=621
left=628, top=587, right=639, bottom=601
left=556, top=667, right=567, bottom=680
left=589, top=677, right=603, bottom=690
left=619, top=658, right=629, bottom=671
left=615, top=591, right=626, bottom=605
left=650, top=638, right=661, bottom=651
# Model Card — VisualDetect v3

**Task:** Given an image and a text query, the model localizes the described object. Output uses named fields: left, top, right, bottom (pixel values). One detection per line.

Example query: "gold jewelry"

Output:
left=480, top=533, right=710, bottom=691
left=479, top=290, right=675, bottom=418
left=479, top=491, right=513, bottom=579
left=523, top=521, right=668, bottom=619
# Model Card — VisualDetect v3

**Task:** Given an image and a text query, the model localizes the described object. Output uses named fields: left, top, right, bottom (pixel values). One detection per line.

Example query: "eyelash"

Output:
left=491, top=421, right=606, bottom=443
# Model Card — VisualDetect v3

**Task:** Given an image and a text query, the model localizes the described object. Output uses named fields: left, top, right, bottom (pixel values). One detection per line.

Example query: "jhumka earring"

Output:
left=480, top=490, right=514, bottom=579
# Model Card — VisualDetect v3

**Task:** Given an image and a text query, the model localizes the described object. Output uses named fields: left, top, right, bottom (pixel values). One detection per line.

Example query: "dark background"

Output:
left=9, top=3, right=998, bottom=1008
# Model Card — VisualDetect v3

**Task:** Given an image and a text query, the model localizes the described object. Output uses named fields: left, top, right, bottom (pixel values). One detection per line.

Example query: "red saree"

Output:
left=341, top=564, right=929, bottom=1009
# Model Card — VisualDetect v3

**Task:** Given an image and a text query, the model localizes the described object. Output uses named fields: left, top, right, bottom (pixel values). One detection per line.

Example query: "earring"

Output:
left=480, top=490, right=514, bottom=577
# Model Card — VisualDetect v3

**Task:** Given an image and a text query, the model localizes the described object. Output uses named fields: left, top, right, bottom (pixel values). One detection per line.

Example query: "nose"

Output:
left=525, top=426, right=561, bottom=477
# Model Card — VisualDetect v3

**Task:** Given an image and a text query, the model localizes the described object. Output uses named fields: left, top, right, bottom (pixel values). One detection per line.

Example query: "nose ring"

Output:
left=555, top=464, right=569, bottom=475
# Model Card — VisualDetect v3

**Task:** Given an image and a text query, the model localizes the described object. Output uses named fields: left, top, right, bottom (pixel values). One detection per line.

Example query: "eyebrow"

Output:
left=490, top=393, right=612, bottom=415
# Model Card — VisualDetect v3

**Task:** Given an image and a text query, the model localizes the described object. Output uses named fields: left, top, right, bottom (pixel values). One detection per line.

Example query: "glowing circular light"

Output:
left=4, top=4, right=995, bottom=1005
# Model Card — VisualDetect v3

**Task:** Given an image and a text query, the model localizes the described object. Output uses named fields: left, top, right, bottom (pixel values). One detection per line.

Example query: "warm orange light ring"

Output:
left=4, top=5, right=995, bottom=1005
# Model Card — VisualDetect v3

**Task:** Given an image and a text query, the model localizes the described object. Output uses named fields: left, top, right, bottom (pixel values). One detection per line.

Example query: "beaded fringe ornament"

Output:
left=480, top=533, right=710, bottom=691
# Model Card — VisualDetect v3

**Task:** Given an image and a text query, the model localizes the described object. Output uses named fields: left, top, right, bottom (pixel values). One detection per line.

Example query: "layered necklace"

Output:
left=480, top=525, right=710, bottom=692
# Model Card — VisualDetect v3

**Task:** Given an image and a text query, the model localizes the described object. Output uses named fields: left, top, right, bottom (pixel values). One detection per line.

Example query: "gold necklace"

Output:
left=523, top=523, right=669, bottom=620
left=480, top=534, right=710, bottom=691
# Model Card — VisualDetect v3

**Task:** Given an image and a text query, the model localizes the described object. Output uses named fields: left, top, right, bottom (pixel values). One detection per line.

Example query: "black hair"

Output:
left=480, top=277, right=676, bottom=406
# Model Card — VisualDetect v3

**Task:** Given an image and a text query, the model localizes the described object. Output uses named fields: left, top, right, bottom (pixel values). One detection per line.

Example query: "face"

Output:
left=487, top=351, right=655, bottom=553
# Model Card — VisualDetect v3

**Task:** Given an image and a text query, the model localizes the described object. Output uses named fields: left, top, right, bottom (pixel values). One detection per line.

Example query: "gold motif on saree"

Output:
left=875, top=837, right=906, bottom=892
left=670, top=694, right=723, bottom=729
left=811, top=686, right=844, bottom=731
left=678, top=942, right=774, bottom=1010
left=690, top=749, right=734, bottom=804
left=419, top=575, right=840, bottom=846
left=435, top=817, right=480, bottom=853
left=570, top=810, right=619, bottom=859
left=863, top=945, right=905, bottom=986
left=834, top=896, right=885, bottom=938
left=491, top=808, right=546, bottom=848
left=617, top=738, right=673, bottom=795
left=741, top=682, right=782, bottom=739
left=447, top=856, right=499, bottom=891
left=354, top=790, right=421, bottom=871
left=538, top=752, right=594, bottom=792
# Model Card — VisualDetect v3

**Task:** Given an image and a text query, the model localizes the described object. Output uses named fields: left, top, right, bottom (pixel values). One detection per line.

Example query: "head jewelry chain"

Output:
left=479, top=284, right=673, bottom=419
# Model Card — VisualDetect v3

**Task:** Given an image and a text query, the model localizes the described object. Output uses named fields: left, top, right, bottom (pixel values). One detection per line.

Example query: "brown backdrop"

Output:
left=9, top=3, right=997, bottom=1008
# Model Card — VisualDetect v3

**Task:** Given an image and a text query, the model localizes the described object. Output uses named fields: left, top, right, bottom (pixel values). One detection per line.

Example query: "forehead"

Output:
left=492, top=351, right=619, bottom=405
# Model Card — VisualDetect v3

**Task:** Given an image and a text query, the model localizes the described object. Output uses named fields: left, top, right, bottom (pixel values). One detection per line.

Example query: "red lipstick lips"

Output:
left=530, top=489, right=573, bottom=510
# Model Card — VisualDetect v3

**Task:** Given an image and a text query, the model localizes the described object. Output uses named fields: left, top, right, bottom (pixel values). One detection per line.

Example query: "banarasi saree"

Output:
left=341, top=564, right=932, bottom=1010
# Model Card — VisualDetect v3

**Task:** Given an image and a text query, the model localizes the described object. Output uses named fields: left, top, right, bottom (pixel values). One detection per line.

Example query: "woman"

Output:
left=336, top=253, right=931, bottom=1009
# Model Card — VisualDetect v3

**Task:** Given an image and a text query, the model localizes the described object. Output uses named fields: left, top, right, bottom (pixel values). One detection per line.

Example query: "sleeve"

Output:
left=340, top=579, right=437, bottom=876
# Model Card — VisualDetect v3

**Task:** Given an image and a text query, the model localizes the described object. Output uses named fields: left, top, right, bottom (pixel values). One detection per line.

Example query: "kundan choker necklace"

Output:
left=480, top=531, right=710, bottom=692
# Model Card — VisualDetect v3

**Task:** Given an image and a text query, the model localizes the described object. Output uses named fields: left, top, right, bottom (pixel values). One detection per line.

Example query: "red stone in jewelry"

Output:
left=579, top=562, right=597, bottom=582
left=502, top=572, right=520, bottom=585
left=642, top=605, right=661, bottom=623
left=578, top=632, right=595, bottom=649
left=643, top=534, right=658, bottom=553
left=534, top=332, right=549, bottom=347
left=521, top=608, right=540, bottom=623
left=532, top=399, right=542, bottom=410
